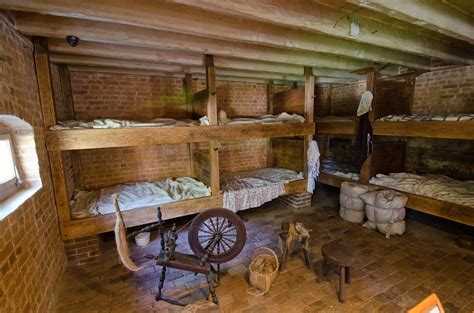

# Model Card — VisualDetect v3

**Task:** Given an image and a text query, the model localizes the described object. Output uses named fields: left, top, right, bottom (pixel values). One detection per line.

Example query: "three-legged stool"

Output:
left=318, top=241, right=355, bottom=303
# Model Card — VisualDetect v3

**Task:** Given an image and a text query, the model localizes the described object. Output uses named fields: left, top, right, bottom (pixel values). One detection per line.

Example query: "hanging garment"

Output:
left=307, top=140, right=320, bottom=193
left=355, top=113, right=373, bottom=169
left=355, top=91, right=374, bottom=169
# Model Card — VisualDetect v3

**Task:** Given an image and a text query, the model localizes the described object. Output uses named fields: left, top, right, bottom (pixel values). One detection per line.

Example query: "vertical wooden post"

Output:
left=328, top=85, right=333, bottom=116
left=360, top=71, right=377, bottom=183
left=34, top=37, right=71, bottom=222
left=267, top=80, right=274, bottom=168
left=292, top=81, right=298, bottom=89
left=184, top=73, right=196, bottom=178
left=185, top=73, right=193, bottom=119
left=303, top=67, right=315, bottom=178
left=205, top=55, right=219, bottom=195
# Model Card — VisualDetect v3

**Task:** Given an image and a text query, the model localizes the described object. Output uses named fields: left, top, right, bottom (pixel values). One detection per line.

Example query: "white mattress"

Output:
left=377, top=114, right=474, bottom=122
left=70, top=177, right=211, bottom=219
left=221, top=168, right=304, bottom=212
left=369, top=173, right=474, bottom=208
left=50, top=117, right=200, bottom=130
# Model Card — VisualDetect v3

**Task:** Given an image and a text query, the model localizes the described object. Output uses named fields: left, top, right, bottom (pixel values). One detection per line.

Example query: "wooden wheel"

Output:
left=188, top=208, right=246, bottom=264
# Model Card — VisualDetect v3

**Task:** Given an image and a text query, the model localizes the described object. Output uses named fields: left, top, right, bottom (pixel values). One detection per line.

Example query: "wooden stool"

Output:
left=318, top=242, right=355, bottom=303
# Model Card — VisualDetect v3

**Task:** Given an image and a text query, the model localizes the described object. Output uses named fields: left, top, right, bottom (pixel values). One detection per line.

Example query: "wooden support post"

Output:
left=188, top=142, right=195, bottom=178
left=185, top=73, right=193, bottom=119
left=328, top=85, right=333, bottom=116
left=303, top=67, right=315, bottom=178
left=204, top=55, right=220, bottom=195
left=292, top=81, right=298, bottom=89
left=360, top=71, right=378, bottom=183
left=34, top=37, right=71, bottom=222
left=267, top=80, right=274, bottom=167
left=58, top=65, right=75, bottom=120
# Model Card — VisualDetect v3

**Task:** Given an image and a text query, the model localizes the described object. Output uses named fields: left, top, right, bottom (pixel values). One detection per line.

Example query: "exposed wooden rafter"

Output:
left=47, top=39, right=364, bottom=79
left=4, top=1, right=434, bottom=68
left=171, top=0, right=474, bottom=64
left=349, top=0, right=474, bottom=44
left=50, top=54, right=358, bottom=84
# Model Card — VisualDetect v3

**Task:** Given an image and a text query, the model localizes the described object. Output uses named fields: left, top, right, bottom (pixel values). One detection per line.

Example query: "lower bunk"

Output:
left=61, top=168, right=307, bottom=240
left=318, top=172, right=474, bottom=227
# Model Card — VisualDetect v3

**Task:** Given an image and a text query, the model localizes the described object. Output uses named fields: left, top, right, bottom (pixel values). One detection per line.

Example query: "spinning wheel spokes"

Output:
left=189, top=208, right=247, bottom=264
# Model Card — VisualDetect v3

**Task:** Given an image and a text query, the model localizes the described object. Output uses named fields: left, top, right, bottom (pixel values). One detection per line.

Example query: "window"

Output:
left=0, top=134, right=18, bottom=201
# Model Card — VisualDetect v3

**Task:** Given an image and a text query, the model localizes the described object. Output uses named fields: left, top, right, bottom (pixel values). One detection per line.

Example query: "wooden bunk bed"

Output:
left=316, top=71, right=474, bottom=227
left=316, top=72, right=474, bottom=140
left=35, top=44, right=315, bottom=240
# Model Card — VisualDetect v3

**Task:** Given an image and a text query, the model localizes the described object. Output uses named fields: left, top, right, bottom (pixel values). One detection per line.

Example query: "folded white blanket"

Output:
left=50, top=118, right=200, bottom=130
left=70, top=177, right=211, bottom=219
left=369, top=173, right=474, bottom=208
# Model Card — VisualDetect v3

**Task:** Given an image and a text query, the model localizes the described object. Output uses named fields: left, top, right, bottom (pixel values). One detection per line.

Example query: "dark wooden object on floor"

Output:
left=279, top=221, right=311, bottom=271
left=318, top=241, right=355, bottom=303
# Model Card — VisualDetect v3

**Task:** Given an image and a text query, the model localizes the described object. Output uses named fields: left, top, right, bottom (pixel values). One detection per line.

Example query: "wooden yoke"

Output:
left=33, top=37, right=71, bottom=222
left=303, top=67, right=315, bottom=178
left=205, top=55, right=220, bottom=195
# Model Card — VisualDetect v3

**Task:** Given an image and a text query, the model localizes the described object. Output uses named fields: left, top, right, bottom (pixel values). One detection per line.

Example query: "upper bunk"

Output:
left=46, top=65, right=315, bottom=151
left=316, top=72, right=474, bottom=140
left=45, top=123, right=314, bottom=151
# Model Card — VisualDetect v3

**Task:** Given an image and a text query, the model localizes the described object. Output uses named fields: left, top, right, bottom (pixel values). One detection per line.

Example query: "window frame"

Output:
left=0, top=133, right=19, bottom=202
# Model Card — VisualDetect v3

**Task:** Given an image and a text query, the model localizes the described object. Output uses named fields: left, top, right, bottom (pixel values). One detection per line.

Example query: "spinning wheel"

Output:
left=188, top=208, right=246, bottom=264
left=123, top=207, right=247, bottom=306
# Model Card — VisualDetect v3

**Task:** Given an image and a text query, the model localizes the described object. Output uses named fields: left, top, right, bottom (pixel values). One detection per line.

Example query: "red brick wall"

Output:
left=78, top=144, right=190, bottom=190
left=219, top=139, right=268, bottom=174
left=412, top=65, right=474, bottom=114
left=70, top=72, right=187, bottom=120
left=0, top=16, right=67, bottom=313
left=68, top=74, right=281, bottom=189
left=328, top=82, right=366, bottom=116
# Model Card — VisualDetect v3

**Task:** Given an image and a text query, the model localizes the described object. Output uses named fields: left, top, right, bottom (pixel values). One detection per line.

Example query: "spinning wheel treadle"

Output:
left=188, top=208, right=247, bottom=264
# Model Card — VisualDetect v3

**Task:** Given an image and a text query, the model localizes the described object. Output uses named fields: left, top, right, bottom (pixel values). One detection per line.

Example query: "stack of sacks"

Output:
left=360, top=189, right=408, bottom=238
left=339, top=182, right=373, bottom=223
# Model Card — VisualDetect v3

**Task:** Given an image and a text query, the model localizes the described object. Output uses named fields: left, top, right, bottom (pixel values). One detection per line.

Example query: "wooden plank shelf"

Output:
left=317, top=172, right=474, bottom=227
left=316, top=120, right=473, bottom=140
left=46, top=123, right=315, bottom=151
left=61, top=178, right=308, bottom=240
left=373, top=121, right=474, bottom=140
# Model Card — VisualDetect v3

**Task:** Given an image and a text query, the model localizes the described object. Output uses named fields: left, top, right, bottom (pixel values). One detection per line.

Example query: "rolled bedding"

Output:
left=339, top=182, right=377, bottom=223
left=360, top=189, right=408, bottom=238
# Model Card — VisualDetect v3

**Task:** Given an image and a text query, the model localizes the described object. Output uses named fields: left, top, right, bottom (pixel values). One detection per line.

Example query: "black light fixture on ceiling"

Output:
left=66, top=35, right=80, bottom=47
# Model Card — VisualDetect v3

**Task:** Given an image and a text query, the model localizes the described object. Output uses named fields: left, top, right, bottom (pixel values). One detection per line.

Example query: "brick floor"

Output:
left=56, top=185, right=474, bottom=313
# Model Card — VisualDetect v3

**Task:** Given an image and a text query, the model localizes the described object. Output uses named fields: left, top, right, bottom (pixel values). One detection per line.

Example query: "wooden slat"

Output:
left=45, top=123, right=316, bottom=151
left=318, top=172, right=474, bottom=227
left=59, top=195, right=223, bottom=240
left=283, top=179, right=307, bottom=194
left=373, top=121, right=474, bottom=140
left=316, top=121, right=357, bottom=135
left=273, top=89, right=305, bottom=115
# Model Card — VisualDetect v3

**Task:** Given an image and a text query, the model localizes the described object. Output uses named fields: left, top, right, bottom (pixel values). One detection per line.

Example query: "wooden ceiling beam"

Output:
left=50, top=54, right=358, bottom=84
left=67, top=65, right=353, bottom=86
left=47, top=38, right=366, bottom=79
left=171, top=0, right=474, bottom=64
left=15, top=13, right=372, bottom=72
left=5, top=2, right=433, bottom=68
left=349, top=0, right=474, bottom=44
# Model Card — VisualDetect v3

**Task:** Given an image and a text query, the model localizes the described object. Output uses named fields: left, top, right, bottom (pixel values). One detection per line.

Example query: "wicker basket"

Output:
left=248, top=247, right=279, bottom=295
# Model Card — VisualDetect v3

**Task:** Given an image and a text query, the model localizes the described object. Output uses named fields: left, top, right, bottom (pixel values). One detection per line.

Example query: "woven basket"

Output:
left=248, top=247, right=279, bottom=296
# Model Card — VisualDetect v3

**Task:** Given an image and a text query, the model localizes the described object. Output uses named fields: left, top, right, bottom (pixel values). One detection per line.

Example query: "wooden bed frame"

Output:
left=316, top=72, right=474, bottom=227
left=318, top=172, right=474, bottom=227
left=34, top=43, right=315, bottom=240
left=315, top=72, right=473, bottom=140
